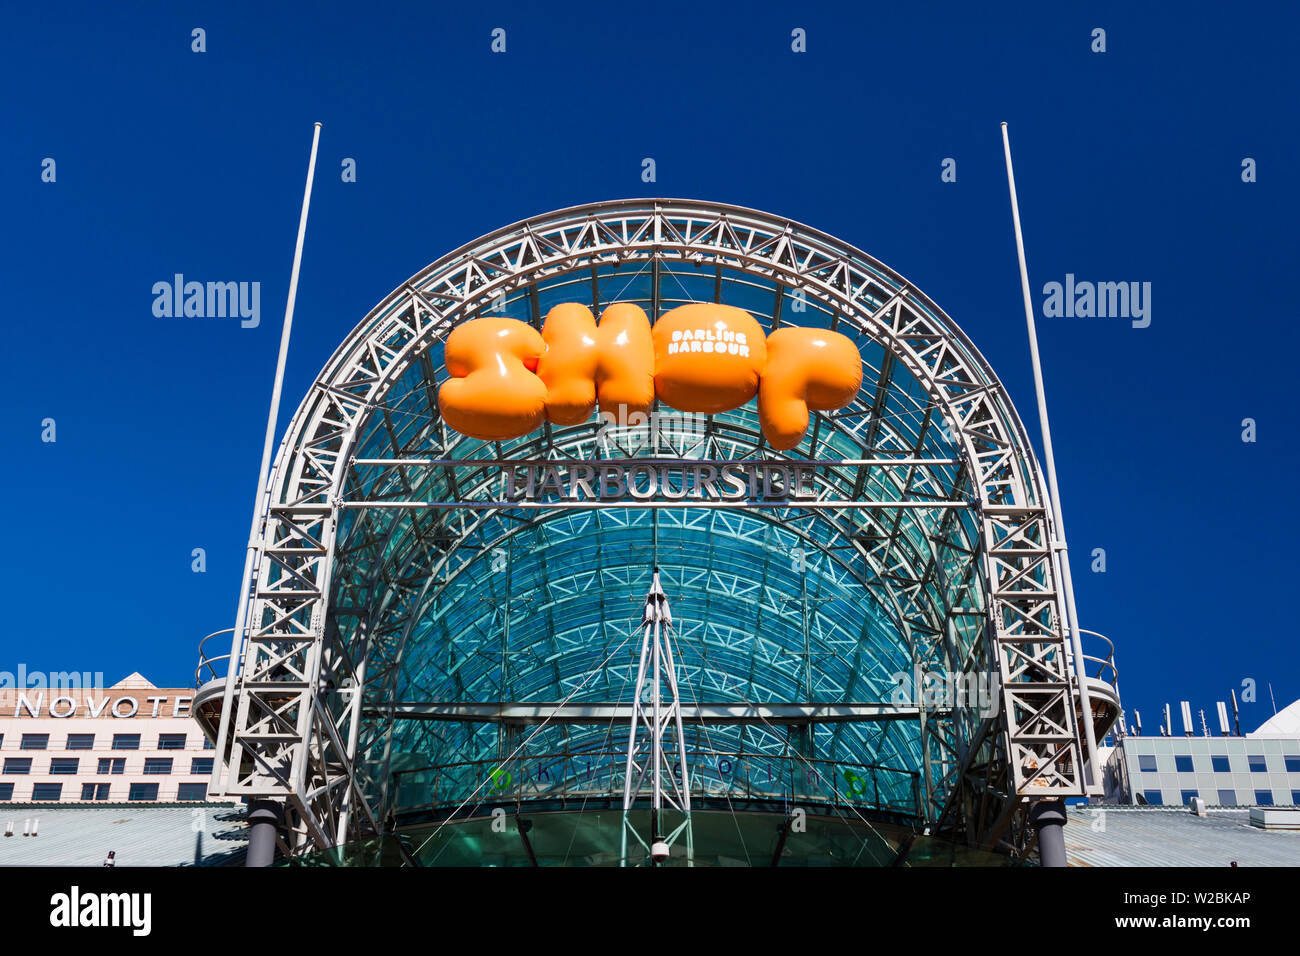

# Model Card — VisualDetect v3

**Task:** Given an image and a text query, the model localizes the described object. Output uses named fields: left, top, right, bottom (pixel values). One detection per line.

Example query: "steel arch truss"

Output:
left=212, top=199, right=1085, bottom=857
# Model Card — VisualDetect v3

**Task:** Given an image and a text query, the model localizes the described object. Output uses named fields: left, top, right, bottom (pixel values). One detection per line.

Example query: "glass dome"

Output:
left=330, top=256, right=982, bottom=834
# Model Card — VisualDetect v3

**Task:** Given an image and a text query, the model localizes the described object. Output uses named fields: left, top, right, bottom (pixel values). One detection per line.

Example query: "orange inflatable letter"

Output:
left=537, top=303, right=655, bottom=425
left=438, top=303, right=863, bottom=449
left=437, top=318, right=547, bottom=440
left=758, top=327, right=862, bottom=450
left=652, top=304, right=767, bottom=413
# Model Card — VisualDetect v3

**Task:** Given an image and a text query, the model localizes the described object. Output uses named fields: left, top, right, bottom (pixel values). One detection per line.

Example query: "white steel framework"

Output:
left=620, top=570, right=694, bottom=866
left=204, top=199, right=1092, bottom=860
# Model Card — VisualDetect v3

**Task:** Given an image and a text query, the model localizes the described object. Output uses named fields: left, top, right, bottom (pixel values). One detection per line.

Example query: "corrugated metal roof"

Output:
left=1065, top=806, right=1300, bottom=867
left=0, top=803, right=247, bottom=867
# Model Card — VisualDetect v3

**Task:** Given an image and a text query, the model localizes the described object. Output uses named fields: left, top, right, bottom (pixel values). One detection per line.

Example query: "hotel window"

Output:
left=143, top=758, right=173, bottom=775
left=127, top=783, right=159, bottom=801
left=1175, top=755, right=1193, bottom=773
left=1255, top=790, right=1274, bottom=806
left=97, top=758, right=126, bottom=775
left=157, top=734, right=187, bottom=750
left=1285, top=755, right=1300, bottom=773
left=0, top=783, right=12, bottom=800
left=80, top=783, right=110, bottom=801
left=203, top=737, right=215, bottom=750
left=1211, top=755, right=1230, bottom=773
left=66, top=734, right=95, bottom=750
left=1179, top=789, right=1198, bottom=805
left=112, top=734, right=140, bottom=750
left=190, top=757, right=214, bottom=775
left=176, top=783, right=208, bottom=801
left=1141, top=789, right=1163, bottom=805
left=1248, top=755, right=1267, bottom=773
left=31, top=783, right=62, bottom=801
left=1137, top=755, right=1157, bottom=773
left=49, top=758, right=79, bottom=775
left=1292, top=790, right=1300, bottom=805
left=20, top=734, right=49, bottom=750
left=3, top=758, right=32, bottom=775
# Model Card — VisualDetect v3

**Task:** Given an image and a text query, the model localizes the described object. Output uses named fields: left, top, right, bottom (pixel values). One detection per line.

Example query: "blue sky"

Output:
left=1, top=2, right=1296, bottom=733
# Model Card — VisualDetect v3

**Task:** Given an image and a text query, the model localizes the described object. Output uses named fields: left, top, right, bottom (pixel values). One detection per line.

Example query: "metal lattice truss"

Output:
left=210, top=199, right=1086, bottom=856
left=620, top=571, right=694, bottom=865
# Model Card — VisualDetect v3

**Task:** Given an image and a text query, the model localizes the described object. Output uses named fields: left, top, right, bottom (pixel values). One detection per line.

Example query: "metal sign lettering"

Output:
left=343, top=457, right=968, bottom=510
left=505, top=460, right=817, bottom=503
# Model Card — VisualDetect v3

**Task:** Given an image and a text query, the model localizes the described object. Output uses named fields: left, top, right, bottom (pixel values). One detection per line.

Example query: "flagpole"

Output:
left=211, top=124, right=324, bottom=859
left=1000, top=122, right=1101, bottom=797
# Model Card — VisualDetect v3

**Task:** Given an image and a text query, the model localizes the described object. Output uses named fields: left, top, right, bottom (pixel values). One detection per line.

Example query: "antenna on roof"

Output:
left=1133, top=709, right=1143, bottom=736
left=1199, top=709, right=1209, bottom=737
left=1162, top=703, right=1171, bottom=737
left=1230, top=689, right=1241, bottom=735
left=1216, top=701, right=1231, bottom=736
left=1180, top=701, right=1194, bottom=737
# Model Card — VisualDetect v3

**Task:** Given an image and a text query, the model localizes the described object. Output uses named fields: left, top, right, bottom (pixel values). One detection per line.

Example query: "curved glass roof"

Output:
left=326, top=257, right=987, bottom=821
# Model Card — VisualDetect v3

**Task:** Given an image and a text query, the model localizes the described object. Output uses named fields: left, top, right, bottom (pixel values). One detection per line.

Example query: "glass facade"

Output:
left=316, top=257, right=994, bottom=838
left=288, top=810, right=1017, bottom=868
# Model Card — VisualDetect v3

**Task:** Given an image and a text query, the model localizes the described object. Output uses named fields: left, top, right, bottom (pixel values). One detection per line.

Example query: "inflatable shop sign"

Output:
left=436, top=302, right=863, bottom=450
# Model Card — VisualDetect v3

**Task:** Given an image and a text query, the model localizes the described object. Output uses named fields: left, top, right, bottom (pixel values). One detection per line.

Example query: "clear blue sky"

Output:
left=1, top=2, right=1295, bottom=733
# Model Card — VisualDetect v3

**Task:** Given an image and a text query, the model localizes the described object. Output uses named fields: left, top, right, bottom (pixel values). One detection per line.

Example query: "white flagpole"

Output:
left=212, top=123, right=324, bottom=803
left=1000, top=122, right=1101, bottom=796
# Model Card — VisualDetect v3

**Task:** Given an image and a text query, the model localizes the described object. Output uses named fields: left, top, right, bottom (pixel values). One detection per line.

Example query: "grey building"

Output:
left=1102, top=698, right=1300, bottom=807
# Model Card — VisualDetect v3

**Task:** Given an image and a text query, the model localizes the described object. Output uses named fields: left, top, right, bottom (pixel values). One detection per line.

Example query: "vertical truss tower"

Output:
left=621, top=570, right=694, bottom=866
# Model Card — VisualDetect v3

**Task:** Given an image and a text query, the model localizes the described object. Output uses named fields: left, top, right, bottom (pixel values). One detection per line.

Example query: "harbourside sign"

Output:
left=341, top=455, right=970, bottom=511
left=503, top=460, right=819, bottom=503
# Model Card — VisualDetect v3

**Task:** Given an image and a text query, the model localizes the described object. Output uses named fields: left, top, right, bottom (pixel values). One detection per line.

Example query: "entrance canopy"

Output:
left=205, top=200, right=1088, bottom=859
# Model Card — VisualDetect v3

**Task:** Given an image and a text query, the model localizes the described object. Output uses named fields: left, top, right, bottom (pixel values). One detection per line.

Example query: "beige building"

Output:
left=0, top=673, right=215, bottom=804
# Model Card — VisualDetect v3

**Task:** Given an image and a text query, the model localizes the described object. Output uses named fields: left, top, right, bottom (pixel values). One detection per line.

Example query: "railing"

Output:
left=1077, top=628, right=1118, bottom=688
left=194, top=628, right=236, bottom=689
left=389, top=749, right=923, bottom=819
